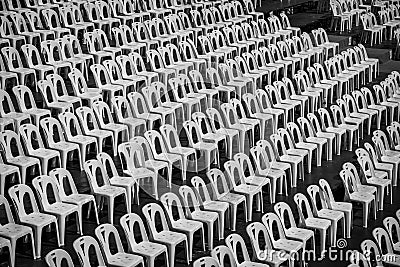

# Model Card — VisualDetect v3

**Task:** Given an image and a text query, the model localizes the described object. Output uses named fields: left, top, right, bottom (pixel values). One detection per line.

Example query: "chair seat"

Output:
left=154, top=230, right=187, bottom=245
left=30, top=148, right=59, bottom=159
left=349, top=192, right=375, bottom=202
left=62, top=193, right=94, bottom=206
left=145, top=160, right=168, bottom=171
left=51, top=141, right=79, bottom=152
left=95, top=185, right=125, bottom=197
left=234, top=183, right=261, bottom=195
left=219, top=192, right=246, bottom=204
left=3, top=112, right=30, bottom=122
left=317, top=208, right=344, bottom=221
left=305, top=217, right=331, bottom=230
left=280, top=154, right=302, bottom=164
left=366, top=177, right=391, bottom=187
left=326, top=127, right=346, bottom=135
left=0, top=163, right=19, bottom=176
left=245, top=175, right=270, bottom=187
left=170, top=147, right=195, bottom=157
left=203, top=200, right=229, bottom=213
left=172, top=219, right=203, bottom=232
left=8, top=155, right=40, bottom=167
left=286, top=227, right=314, bottom=241
left=306, top=137, right=327, bottom=145
left=108, top=252, right=143, bottom=267
left=110, top=176, right=137, bottom=187
left=132, top=241, right=166, bottom=258
left=0, top=223, right=32, bottom=239
left=191, top=210, right=219, bottom=222
left=20, top=212, right=56, bottom=227
left=273, top=239, right=303, bottom=252
left=45, top=202, right=78, bottom=216
left=202, top=132, right=226, bottom=143
left=331, top=202, right=352, bottom=213
left=193, top=142, right=217, bottom=152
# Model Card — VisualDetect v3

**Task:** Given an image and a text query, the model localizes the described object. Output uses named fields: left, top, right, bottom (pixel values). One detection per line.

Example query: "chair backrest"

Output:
left=144, top=130, right=169, bottom=157
left=8, top=184, right=40, bottom=218
left=224, top=160, right=246, bottom=188
left=225, top=233, right=252, bottom=265
left=142, top=202, right=170, bottom=237
left=183, top=120, right=204, bottom=147
left=179, top=185, right=202, bottom=216
left=0, top=130, right=26, bottom=160
left=160, top=192, right=186, bottom=224
left=73, top=236, right=106, bottom=267
left=372, top=227, right=395, bottom=255
left=318, top=179, right=336, bottom=208
left=274, top=201, right=298, bottom=231
left=191, top=176, right=213, bottom=204
left=159, top=124, right=182, bottom=151
left=0, top=90, right=17, bottom=117
left=120, top=213, right=150, bottom=252
left=49, top=168, right=79, bottom=199
left=97, top=152, right=120, bottom=179
left=193, top=257, right=220, bottom=267
left=92, top=101, right=116, bottom=128
left=207, top=168, right=231, bottom=199
left=95, top=223, right=125, bottom=261
left=211, top=245, right=236, bottom=267
left=307, top=184, right=328, bottom=216
left=360, top=239, right=383, bottom=267
left=83, top=159, right=110, bottom=192
left=118, top=142, right=146, bottom=176
left=262, top=212, right=288, bottom=246
left=32, top=175, right=63, bottom=210
left=245, top=222, right=272, bottom=261
left=293, top=192, right=314, bottom=225
left=383, top=217, right=400, bottom=246
left=19, top=123, right=46, bottom=155
left=40, top=117, right=66, bottom=147
left=45, top=249, right=74, bottom=267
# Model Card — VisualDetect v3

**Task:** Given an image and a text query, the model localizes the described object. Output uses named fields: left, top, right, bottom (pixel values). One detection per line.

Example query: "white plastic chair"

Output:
left=191, top=176, right=229, bottom=238
left=142, top=203, right=189, bottom=267
left=0, top=130, right=41, bottom=184
left=83, top=159, right=128, bottom=224
left=129, top=136, right=170, bottom=189
left=262, top=212, right=304, bottom=267
left=270, top=133, right=304, bottom=187
left=357, top=155, right=392, bottom=210
left=339, top=168, right=376, bottom=228
left=183, top=120, right=220, bottom=172
left=19, top=124, right=61, bottom=175
left=206, top=107, right=241, bottom=157
left=307, top=185, right=345, bottom=246
left=36, top=80, right=74, bottom=115
left=319, top=179, right=353, bottom=238
left=160, top=124, right=197, bottom=180
left=274, top=202, right=315, bottom=252
left=224, top=160, right=263, bottom=221
left=244, top=224, right=289, bottom=266
left=49, top=168, right=99, bottom=226
left=179, top=185, right=220, bottom=250
left=0, top=195, right=36, bottom=265
left=73, top=236, right=106, bottom=267
left=32, top=175, right=81, bottom=246
left=307, top=113, right=336, bottom=159
left=120, top=213, right=169, bottom=267
left=8, top=184, right=59, bottom=259
left=97, top=152, right=136, bottom=213
left=207, top=169, right=248, bottom=231
left=293, top=193, right=331, bottom=255
left=372, top=227, right=400, bottom=265
left=45, top=248, right=73, bottom=267
left=95, top=223, right=144, bottom=267
left=145, top=130, right=183, bottom=185
left=58, top=112, right=98, bottom=167
left=111, top=96, right=147, bottom=139
left=0, top=90, right=31, bottom=130
left=361, top=239, right=400, bottom=267
left=160, top=192, right=205, bottom=262
left=383, top=217, right=400, bottom=254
